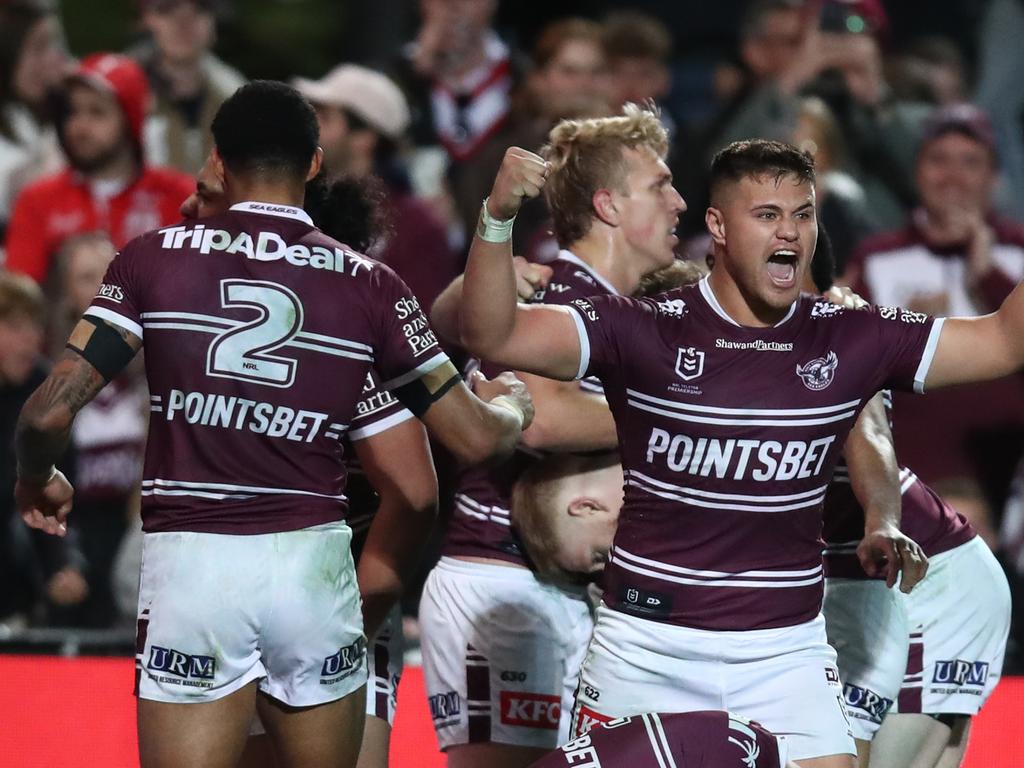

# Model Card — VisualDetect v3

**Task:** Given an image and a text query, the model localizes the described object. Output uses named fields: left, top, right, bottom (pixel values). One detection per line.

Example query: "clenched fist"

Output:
left=471, top=370, right=535, bottom=431
left=487, top=147, right=550, bottom=221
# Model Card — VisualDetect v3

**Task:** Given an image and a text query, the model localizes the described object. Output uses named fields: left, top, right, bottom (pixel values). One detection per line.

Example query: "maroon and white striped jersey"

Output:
left=822, top=392, right=975, bottom=579
left=530, top=711, right=783, bottom=768
left=566, top=277, right=942, bottom=630
left=443, top=251, right=616, bottom=564
left=86, top=201, right=448, bottom=535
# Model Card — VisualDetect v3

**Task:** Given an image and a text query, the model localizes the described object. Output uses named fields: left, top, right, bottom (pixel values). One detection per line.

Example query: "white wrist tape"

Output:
left=490, top=394, right=525, bottom=429
left=477, top=198, right=516, bottom=243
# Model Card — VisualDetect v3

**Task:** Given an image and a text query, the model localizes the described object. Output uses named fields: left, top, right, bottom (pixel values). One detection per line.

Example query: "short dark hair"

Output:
left=740, top=0, right=803, bottom=41
left=709, top=139, right=815, bottom=203
left=304, top=173, right=390, bottom=253
left=809, top=225, right=835, bottom=293
left=211, top=80, right=319, bottom=181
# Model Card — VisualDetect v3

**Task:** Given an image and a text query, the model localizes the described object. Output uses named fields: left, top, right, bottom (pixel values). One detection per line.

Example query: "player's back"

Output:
left=87, top=202, right=444, bottom=535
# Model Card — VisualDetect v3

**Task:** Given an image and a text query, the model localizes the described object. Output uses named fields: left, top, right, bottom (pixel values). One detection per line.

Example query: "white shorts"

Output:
left=895, top=537, right=1011, bottom=716
left=251, top=603, right=403, bottom=736
left=823, top=579, right=908, bottom=740
left=572, top=604, right=856, bottom=762
left=135, top=522, right=366, bottom=706
left=418, top=557, right=593, bottom=750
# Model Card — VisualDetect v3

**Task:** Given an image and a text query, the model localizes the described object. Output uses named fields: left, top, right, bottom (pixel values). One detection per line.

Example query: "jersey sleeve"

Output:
left=82, top=238, right=146, bottom=340
left=563, top=294, right=655, bottom=380
left=370, top=264, right=451, bottom=390
left=869, top=305, right=944, bottom=394
left=348, top=369, right=415, bottom=441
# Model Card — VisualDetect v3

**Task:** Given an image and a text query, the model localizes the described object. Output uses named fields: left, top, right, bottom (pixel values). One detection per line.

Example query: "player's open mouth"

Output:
left=766, top=249, right=798, bottom=288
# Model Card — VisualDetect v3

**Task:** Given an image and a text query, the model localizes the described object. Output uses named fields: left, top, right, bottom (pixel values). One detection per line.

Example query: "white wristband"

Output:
left=490, top=395, right=525, bottom=429
left=477, top=198, right=516, bottom=243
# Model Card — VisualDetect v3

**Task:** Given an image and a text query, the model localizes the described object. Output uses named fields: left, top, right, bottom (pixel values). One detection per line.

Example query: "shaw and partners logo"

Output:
left=934, top=660, right=989, bottom=687
left=147, top=646, right=216, bottom=680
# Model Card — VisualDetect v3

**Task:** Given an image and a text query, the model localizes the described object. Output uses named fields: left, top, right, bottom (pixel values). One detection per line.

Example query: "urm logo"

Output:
left=148, top=646, right=216, bottom=679
left=321, top=637, right=366, bottom=678
left=934, top=660, right=989, bottom=687
left=843, top=684, right=893, bottom=721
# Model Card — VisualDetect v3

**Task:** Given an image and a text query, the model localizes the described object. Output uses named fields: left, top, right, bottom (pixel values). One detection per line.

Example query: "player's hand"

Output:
left=513, top=256, right=553, bottom=301
left=471, top=370, right=535, bottom=430
left=824, top=285, right=868, bottom=310
left=16, top=470, right=74, bottom=538
left=47, top=566, right=89, bottom=606
left=488, top=147, right=550, bottom=221
left=857, top=525, right=928, bottom=593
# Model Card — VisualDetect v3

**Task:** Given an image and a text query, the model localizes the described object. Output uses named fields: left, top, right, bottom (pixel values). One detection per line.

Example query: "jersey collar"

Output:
left=698, top=276, right=797, bottom=328
left=230, top=201, right=314, bottom=226
left=556, top=250, right=621, bottom=295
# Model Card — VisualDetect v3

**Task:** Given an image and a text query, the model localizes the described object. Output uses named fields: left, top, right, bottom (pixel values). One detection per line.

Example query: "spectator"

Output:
left=131, top=0, right=246, bottom=175
left=49, top=233, right=147, bottom=628
left=849, top=103, right=1024, bottom=531
left=0, top=0, right=69, bottom=234
left=526, top=17, right=609, bottom=124
left=293, top=64, right=459, bottom=314
left=601, top=11, right=675, bottom=133
left=3, top=53, right=194, bottom=286
left=888, top=36, right=969, bottom=107
left=0, top=271, right=87, bottom=625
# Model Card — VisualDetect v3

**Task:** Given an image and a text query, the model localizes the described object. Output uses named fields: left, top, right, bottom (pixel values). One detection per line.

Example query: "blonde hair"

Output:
left=0, top=270, right=45, bottom=326
left=541, top=102, right=668, bottom=247
left=635, top=259, right=705, bottom=298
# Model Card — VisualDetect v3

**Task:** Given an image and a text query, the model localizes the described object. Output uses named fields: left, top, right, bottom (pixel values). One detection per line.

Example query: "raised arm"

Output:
left=459, top=148, right=583, bottom=381
left=16, top=318, right=142, bottom=535
left=843, top=394, right=927, bottom=592
left=352, top=419, right=438, bottom=640
left=925, top=280, right=1024, bottom=389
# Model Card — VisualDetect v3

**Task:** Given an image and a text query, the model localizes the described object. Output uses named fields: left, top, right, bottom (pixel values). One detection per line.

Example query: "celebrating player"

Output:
left=15, top=81, right=531, bottom=768
left=456, top=125, right=1024, bottom=767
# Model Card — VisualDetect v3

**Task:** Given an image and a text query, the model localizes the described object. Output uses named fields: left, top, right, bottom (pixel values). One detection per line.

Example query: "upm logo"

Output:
left=934, top=660, right=989, bottom=687
left=500, top=691, right=560, bottom=729
left=148, top=646, right=216, bottom=679
left=574, top=705, right=614, bottom=737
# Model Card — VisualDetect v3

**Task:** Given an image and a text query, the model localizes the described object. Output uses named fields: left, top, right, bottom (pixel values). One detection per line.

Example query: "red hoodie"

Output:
left=4, top=54, right=193, bottom=283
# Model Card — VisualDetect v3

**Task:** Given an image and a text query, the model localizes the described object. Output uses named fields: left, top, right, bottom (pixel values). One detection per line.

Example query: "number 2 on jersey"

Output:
left=206, top=279, right=304, bottom=388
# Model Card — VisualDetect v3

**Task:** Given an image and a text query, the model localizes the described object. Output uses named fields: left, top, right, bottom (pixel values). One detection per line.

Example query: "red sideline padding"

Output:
left=0, top=656, right=1021, bottom=767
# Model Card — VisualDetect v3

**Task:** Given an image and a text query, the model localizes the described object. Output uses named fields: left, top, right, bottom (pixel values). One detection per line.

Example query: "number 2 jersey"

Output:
left=86, top=201, right=448, bottom=534
left=565, top=276, right=943, bottom=631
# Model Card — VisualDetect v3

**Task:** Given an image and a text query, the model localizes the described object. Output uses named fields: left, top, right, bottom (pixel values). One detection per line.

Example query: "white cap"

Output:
left=293, top=64, right=410, bottom=140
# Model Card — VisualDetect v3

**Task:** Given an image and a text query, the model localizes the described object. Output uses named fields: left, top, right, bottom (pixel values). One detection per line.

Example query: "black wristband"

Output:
left=68, top=316, right=137, bottom=381
left=393, top=370, right=462, bottom=417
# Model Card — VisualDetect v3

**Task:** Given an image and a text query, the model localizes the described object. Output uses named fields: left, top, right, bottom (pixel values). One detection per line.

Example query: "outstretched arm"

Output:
left=925, top=281, right=1024, bottom=389
left=16, top=318, right=142, bottom=535
left=459, top=148, right=583, bottom=381
left=843, top=394, right=928, bottom=592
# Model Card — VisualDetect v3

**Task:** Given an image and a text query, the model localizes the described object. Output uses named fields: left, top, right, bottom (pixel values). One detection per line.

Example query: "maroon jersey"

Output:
left=85, top=201, right=448, bottom=535
left=530, top=711, right=783, bottom=768
left=345, top=370, right=416, bottom=560
left=567, top=277, right=943, bottom=630
left=442, top=251, right=616, bottom=563
left=822, top=394, right=975, bottom=579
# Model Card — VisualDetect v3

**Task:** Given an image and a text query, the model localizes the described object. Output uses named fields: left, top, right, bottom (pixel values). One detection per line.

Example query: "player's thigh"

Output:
left=255, top=683, right=366, bottom=768
left=870, top=713, right=953, bottom=768
left=138, top=678, right=258, bottom=768
left=355, top=716, right=391, bottom=768
left=237, top=734, right=278, bottom=768
left=823, top=578, right=908, bottom=742
left=934, top=717, right=971, bottom=768
left=793, top=755, right=857, bottom=768
left=447, top=742, right=550, bottom=768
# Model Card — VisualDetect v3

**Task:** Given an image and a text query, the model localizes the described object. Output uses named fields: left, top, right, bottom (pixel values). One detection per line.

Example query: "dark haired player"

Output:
left=15, top=81, right=531, bottom=768
left=456, top=137, right=1024, bottom=767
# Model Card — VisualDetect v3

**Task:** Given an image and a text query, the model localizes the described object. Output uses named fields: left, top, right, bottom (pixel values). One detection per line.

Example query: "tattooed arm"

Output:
left=15, top=319, right=142, bottom=536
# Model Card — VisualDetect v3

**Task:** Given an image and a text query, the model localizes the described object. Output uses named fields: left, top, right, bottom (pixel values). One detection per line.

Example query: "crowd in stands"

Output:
left=1, top=0, right=1023, bottom=666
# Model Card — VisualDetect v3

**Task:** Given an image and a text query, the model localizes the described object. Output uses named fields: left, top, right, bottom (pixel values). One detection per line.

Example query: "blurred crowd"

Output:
left=1, top=0, right=1024, bottom=665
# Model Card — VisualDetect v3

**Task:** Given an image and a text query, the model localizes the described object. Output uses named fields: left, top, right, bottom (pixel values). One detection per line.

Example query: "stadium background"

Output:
left=2, top=0, right=1024, bottom=764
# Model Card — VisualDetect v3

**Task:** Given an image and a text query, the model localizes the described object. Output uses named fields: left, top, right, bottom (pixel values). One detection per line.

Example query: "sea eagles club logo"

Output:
left=675, top=347, right=704, bottom=381
left=796, top=351, right=838, bottom=391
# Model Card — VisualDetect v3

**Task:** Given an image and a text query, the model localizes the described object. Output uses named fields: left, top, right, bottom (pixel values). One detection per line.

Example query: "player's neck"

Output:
left=226, top=178, right=306, bottom=210
left=568, top=235, right=643, bottom=296
left=707, top=267, right=790, bottom=328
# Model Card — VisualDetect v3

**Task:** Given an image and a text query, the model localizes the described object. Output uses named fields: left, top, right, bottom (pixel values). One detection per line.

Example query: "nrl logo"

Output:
left=675, top=347, right=704, bottom=381
left=796, top=351, right=838, bottom=391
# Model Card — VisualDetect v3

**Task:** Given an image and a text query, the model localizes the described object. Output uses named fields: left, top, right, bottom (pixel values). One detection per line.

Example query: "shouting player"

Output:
left=417, top=104, right=683, bottom=768
left=457, top=132, right=1024, bottom=767
left=15, top=81, right=531, bottom=768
